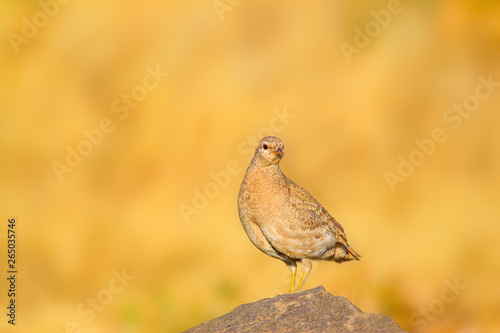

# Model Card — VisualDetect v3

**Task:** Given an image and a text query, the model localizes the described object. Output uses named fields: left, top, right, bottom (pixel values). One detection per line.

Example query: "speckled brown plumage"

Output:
left=238, top=136, right=361, bottom=292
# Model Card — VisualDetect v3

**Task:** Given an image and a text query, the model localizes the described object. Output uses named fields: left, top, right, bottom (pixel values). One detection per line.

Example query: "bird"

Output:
left=238, top=136, right=361, bottom=293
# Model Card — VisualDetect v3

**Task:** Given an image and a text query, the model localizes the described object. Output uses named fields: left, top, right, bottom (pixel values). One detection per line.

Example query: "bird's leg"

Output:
left=297, top=259, right=312, bottom=291
left=285, top=260, right=297, bottom=293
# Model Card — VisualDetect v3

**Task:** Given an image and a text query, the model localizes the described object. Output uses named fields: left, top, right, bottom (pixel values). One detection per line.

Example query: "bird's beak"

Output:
left=273, top=147, right=283, bottom=155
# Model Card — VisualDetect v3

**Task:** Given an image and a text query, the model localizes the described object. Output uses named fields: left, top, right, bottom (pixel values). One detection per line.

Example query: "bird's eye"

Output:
left=263, top=144, right=268, bottom=150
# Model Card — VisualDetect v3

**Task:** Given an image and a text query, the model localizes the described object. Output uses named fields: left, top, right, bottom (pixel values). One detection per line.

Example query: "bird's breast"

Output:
left=239, top=170, right=289, bottom=222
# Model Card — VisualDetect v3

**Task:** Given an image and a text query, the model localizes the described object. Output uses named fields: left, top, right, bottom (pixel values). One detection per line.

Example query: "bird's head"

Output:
left=253, top=136, right=285, bottom=166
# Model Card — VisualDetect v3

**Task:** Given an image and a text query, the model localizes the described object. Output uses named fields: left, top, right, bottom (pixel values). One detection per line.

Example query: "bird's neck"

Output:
left=249, top=161, right=282, bottom=175
left=248, top=162, right=288, bottom=190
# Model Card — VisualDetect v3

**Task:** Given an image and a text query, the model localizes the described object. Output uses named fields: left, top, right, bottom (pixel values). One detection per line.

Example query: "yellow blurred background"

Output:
left=1, top=0, right=500, bottom=332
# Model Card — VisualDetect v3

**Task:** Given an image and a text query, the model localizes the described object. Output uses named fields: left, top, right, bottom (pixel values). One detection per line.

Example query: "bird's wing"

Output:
left=286, top=177, right=349, bottom=245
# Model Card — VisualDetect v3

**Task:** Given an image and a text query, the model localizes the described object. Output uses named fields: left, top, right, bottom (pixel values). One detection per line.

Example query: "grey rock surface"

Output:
left=184, top=286, right=406, bottom=332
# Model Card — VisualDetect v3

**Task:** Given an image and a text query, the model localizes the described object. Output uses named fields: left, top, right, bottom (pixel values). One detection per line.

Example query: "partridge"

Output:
left=238, top=136, right=361, bottom=292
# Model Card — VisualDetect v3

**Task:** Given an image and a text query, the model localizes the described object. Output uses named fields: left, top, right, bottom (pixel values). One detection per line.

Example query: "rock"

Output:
left=184, top=286, right=406, bottom=333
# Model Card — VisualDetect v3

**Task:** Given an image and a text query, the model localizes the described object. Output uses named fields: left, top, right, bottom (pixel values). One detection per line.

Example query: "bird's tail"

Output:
left=329, top=243, right=362, bottom=262
left=346, top=245, right=362, bottom=261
